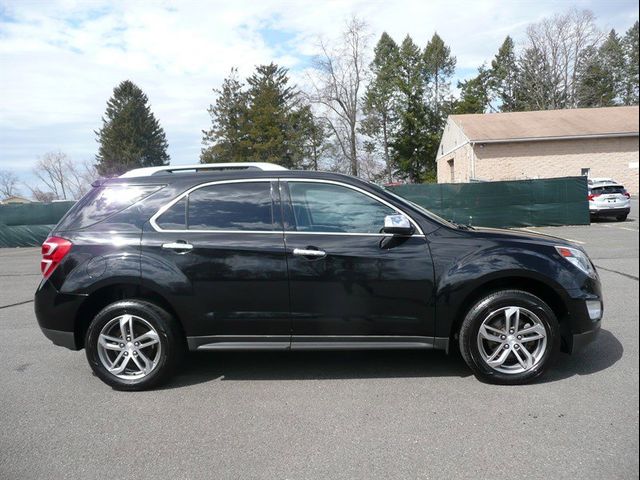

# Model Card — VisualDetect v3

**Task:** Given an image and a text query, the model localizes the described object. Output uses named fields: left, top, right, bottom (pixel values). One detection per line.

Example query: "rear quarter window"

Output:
left=56, top=185, right=161, bottom=231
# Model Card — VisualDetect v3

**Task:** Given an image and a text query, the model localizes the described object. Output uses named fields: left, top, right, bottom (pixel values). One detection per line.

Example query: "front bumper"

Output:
left=570, top=324, right=601, bottom=352
left=562, top=278, right=603, bottom=353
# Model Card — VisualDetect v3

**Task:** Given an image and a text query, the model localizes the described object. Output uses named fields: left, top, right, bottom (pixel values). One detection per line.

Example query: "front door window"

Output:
left=287, top=182, right=395, bottom=234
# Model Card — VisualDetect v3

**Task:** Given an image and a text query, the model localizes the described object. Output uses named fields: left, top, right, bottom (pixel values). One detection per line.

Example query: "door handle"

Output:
left=162, top=242, right=193, bottom=252
left=292, top=248, right=326, bottom=258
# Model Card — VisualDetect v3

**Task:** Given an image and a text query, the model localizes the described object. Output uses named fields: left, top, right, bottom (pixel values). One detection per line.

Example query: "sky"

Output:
left=0, top=0, right=638, bottom=194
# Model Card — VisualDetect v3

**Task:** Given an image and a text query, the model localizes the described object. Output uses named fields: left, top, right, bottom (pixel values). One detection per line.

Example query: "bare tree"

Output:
left=0, top=169, right=20, bottom=198
left=358, top=148, right=385, bottom=182
left=521, top=8, right=602, bottom=109
left=308, top=16, right=370, bottom=177
left=67, top=159, right=98, bottom=199
left=28, top=152, right=97, bottom=201
left=29, top=188, right=57, bottom=203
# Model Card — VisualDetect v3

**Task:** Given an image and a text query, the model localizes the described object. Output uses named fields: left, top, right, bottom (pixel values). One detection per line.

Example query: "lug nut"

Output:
left=119, top=343, right=124, bottom=348
left=126, top=337, right=131, bottom=341
left=124, top=352, right=128, bottom=356
left=509, top=329, right=515, bottom=334
left=133, top=351, right=138, bottom=356
left=134, top=342, right=139, bottom=346
left=514, top=344, right=520, bottom=349
left=501, top=335, right=506, bottom=340
left=504, top=344, right=510, bottom=349
left=517, top=335, right=522, bottom=340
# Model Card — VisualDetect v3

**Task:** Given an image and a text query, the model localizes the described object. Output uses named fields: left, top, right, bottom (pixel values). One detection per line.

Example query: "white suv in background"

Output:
left=588, top=178, right=631, bottom=222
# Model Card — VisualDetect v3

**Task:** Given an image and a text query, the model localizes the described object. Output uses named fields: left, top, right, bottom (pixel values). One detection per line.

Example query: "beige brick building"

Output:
left=436, top=106, right=640, bottom=195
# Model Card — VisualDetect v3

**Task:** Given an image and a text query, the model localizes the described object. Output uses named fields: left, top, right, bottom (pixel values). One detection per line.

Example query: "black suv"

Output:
left=35, top=163, right=603, bottom=390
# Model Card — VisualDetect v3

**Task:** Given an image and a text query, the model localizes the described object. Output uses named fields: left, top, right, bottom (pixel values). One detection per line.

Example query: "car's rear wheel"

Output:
left=459, top=290, right=560, bottom=384
left=616, top=214, right=628, bottom=222
left=85, top=300, right=183, bottom=391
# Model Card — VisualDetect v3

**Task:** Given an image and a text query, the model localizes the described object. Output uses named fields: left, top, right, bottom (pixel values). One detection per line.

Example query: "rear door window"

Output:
left=155, top=197, right=187, bottom=230
left=187, top=182, right=275, bottom=231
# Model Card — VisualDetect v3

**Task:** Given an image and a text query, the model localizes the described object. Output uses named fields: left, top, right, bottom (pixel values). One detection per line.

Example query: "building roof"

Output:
left=449, top=106, right=639, bottom=143
left=1, top=195, right=32, bottom=204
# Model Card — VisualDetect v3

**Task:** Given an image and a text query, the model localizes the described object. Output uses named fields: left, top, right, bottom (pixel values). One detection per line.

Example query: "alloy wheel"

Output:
left=476, top=306, right=548, bottom=374
left=96, top=314, right=162, bottom=380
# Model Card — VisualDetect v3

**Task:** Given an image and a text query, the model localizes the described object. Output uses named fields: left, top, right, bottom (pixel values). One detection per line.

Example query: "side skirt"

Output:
left=187, top=335, right=450, bottom=352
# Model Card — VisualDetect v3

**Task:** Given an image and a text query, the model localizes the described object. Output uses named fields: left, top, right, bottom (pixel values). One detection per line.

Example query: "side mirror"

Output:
left=383, top=214, right=414, bottom=235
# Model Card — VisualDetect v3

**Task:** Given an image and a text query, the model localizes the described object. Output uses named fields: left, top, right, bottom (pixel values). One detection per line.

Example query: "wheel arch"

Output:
left=447, top=276, right=572, bottom=354
left=74, top=283, right=184, bottom=349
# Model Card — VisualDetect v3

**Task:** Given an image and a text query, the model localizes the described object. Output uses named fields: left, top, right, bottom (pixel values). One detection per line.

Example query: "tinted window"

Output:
left=156, top=197, right=187, bottom=229
left=288, top=182, right=395, bottom=233
left=591, top=185, right=625, bottom=195
left=188, top=182, right=274, bottom=231
left=57, top=185, right=161, bottom=231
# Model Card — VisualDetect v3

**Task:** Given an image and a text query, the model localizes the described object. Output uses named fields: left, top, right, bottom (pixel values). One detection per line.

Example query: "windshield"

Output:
left=372, top=184, right=457, bottom=229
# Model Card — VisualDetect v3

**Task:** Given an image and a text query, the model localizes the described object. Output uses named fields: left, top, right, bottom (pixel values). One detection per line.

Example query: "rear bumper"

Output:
left=589, top=207, right=630, bottom=216
left=41, top=328, right=77, bottom=349
left=34, top=279, right=85, bottom=350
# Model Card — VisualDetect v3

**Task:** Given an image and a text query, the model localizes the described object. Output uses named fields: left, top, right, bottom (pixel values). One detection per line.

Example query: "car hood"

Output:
left=467, top=226, right=574, bottom=247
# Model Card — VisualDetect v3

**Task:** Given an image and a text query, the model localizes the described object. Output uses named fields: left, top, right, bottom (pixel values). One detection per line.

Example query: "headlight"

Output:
left=555, top=246, right=596, bottom=276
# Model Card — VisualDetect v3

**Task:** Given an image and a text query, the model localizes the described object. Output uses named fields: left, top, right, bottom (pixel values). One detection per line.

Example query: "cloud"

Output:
left=0, top=0, right=638, bottom=189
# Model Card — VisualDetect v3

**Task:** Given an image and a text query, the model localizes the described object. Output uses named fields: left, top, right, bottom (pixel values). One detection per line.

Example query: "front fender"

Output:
left=433, top=244, right=577, bottom=338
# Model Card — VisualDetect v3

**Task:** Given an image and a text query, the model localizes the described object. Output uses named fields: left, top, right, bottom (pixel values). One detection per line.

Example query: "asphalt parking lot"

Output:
left=1, top=201, right=638, bottom=480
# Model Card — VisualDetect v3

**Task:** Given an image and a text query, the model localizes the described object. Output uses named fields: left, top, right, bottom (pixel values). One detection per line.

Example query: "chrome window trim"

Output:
left=150, top=177, right=425, bottom=237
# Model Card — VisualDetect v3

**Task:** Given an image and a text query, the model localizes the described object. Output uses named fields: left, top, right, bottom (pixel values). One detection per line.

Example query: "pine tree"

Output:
left=622, top=21, right=639, bottom=105
left=201, top=69, right=248, bottom=163
left=202, top=64, right=319, bottom=169
left=515, top=46, right=555, bottom=111
left=362, top=32, right=400, bottom=182
left=295, top=105, right=330, bottom=171
left=455, top=66, right=492, bottom=114
left=244, top=63, right=299, bottom=167
left=95, top=80, right=169, bottom=176
left=392, top=36, right=433, bottom=183
left=577, top=30, right=626, bottom=107
left=422, top=32, right=456, bottom=125
left=490, top=36, right=519, bottom=112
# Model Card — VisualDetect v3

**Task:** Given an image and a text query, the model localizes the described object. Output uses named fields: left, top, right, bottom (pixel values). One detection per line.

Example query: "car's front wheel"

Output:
left=85, top=300, right=183, bottom=391
left=459, top=290, right=560, bottom=384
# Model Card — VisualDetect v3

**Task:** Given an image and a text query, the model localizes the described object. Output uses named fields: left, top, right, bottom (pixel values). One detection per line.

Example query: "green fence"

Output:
left=0, top=201, right=75, bottom=248
left=388, top=176, right=589, bottom=228
left=0, top=177, right=589, bottom=247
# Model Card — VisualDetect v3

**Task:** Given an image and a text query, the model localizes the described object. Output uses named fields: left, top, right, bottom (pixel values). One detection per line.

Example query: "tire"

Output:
left=85, top=300, right=184, bottom=391
left=616, top=214, right=628, bottom=222
left=459, top=290, right=560, bottom=385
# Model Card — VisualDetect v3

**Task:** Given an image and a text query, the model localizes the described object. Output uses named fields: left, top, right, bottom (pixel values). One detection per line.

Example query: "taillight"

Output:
left=41, top=237, right=72, bottom=278
left=623, top=190, right=631, bottom=199
left=587, top=194, right=599, bottom=201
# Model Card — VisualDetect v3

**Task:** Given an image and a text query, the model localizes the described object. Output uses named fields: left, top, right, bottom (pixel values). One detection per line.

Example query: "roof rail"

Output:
left=120, top=162, right=288, bottom=178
